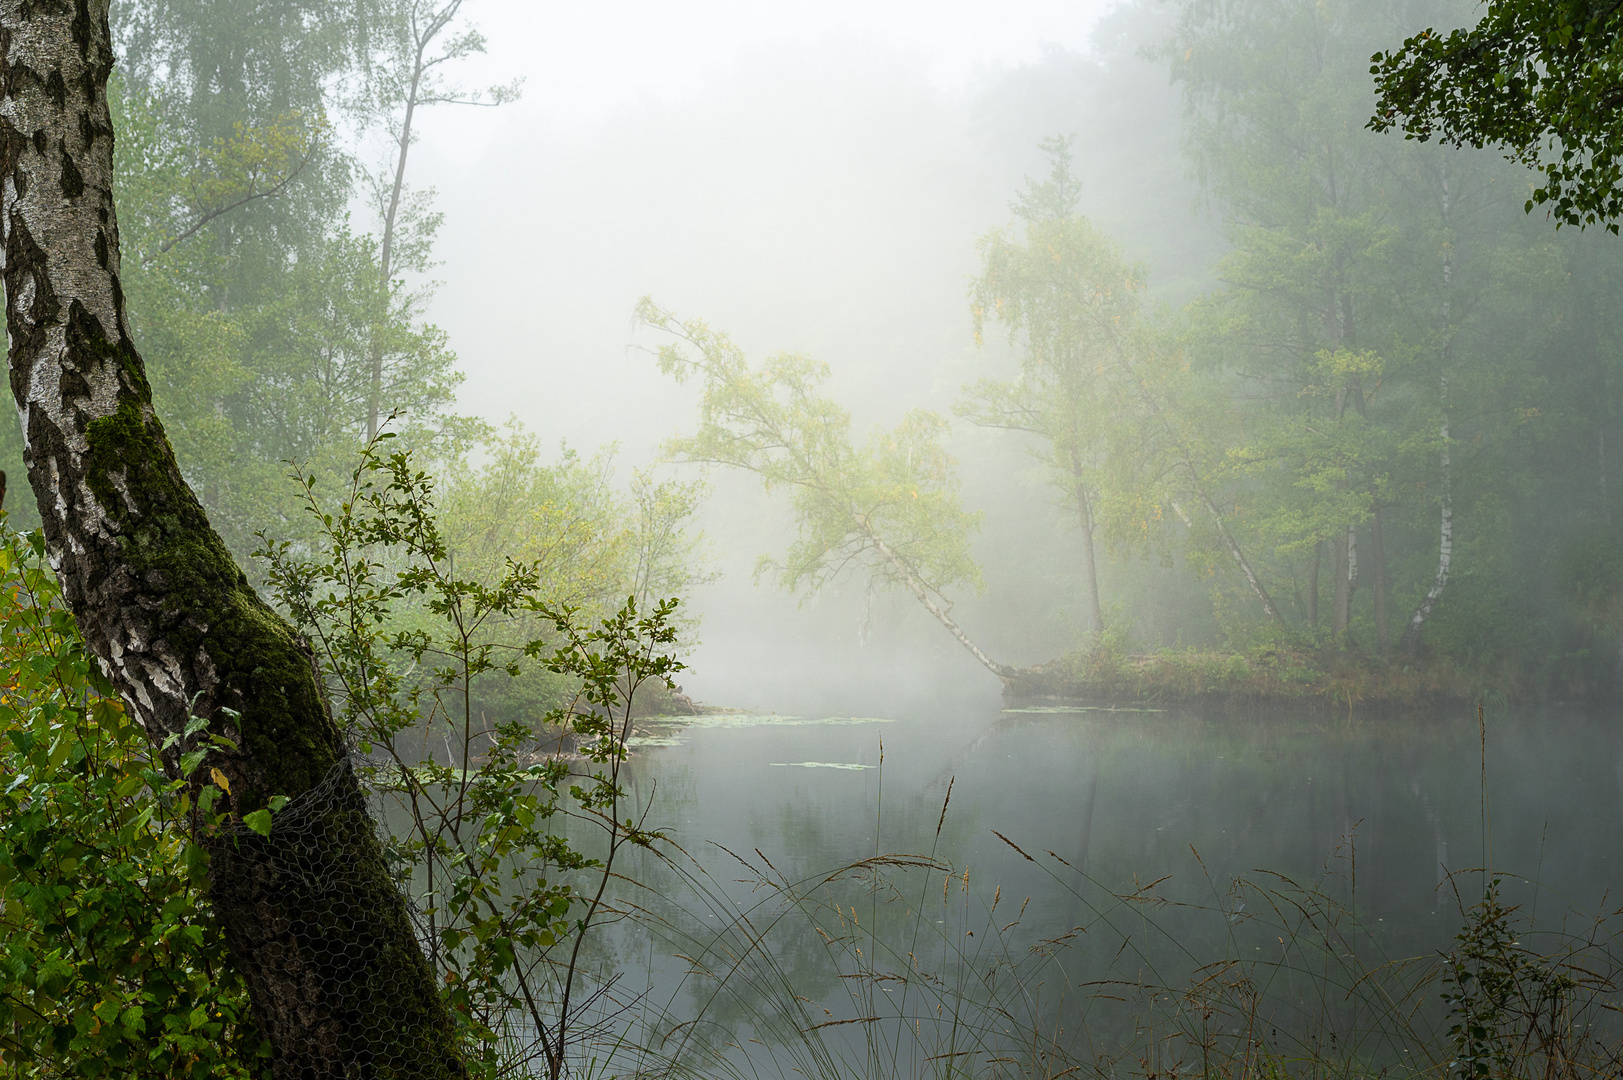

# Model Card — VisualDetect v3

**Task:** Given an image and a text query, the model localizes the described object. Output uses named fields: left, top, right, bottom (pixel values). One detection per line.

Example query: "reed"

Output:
left=539, top=753, right=1623, bottom=1080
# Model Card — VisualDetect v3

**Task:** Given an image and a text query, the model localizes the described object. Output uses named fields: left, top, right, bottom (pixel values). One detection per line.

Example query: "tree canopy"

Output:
left=1370, top=1, right=1623, bottom=230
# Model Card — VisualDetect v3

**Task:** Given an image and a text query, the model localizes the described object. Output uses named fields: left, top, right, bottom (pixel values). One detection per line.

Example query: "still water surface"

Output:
left=627, top=704, right=1620, bottom=928
left=590, top=703, right=1623, bottom=1070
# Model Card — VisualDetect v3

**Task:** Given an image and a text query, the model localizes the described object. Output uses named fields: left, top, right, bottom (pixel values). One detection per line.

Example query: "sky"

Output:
left=400, top=0, right=1168, bottom=464
left=392, top=0, right=1186, bottom=708
left=455, top=0, right=1119, bottom=129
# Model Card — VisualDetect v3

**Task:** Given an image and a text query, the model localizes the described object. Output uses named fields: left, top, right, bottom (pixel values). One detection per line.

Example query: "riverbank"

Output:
left=1003, top=645, right=1493, bottom=713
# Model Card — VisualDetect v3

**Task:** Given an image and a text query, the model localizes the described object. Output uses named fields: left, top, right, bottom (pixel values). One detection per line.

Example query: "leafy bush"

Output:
left=258, top=433, right=683, bottom=1078
left=0, top=526, right=266, bottom=1078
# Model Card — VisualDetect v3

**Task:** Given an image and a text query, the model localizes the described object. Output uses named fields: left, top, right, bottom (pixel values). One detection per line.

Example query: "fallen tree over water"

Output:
left=640, top=301, right=1019, bottom=680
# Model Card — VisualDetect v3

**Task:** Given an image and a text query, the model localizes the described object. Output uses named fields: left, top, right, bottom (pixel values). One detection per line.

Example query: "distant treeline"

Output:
left=17, top=0, right=1622, bottom=706
left=644, top=0, right=1623, bottom=702
left=1016, top=0, right=1623, bottom=698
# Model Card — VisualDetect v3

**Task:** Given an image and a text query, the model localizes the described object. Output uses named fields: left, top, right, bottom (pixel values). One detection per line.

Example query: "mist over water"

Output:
left=594, top=702, right=1623, bottom=1075
left=628, top=704, right=1623, bottom=929
left=55, top=0, right=1623, bottom=1070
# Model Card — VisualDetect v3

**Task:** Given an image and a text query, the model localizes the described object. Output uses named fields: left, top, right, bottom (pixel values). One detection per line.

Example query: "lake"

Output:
left=574, top=702, right=1623, bottom=1076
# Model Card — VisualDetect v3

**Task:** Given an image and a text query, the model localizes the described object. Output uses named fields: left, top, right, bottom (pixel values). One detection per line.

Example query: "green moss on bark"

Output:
left=85, top=390, right=337, bottom=805
left=77, top=330, right=465, bottom=1077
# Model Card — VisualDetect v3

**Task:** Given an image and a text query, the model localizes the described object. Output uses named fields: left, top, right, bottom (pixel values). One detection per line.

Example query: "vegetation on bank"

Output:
left=1007, top=641, right=1501, bottom=712
left=8, top=507, right=1622, bottom=1077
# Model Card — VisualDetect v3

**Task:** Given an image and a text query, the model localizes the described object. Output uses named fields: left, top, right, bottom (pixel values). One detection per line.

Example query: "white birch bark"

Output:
left=1403, top=388, right=1452, bottom=657
left=1403, top=161, right=1456, bottom=658
left=866, top=529, right=1018, bottom=679
left=0, top=5, right=466, bottom=1074
left=1119, top=355, right=1283, bottom=625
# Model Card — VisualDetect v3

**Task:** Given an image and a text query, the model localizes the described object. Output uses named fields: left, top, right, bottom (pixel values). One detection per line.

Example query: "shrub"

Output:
left=0, top=526, right=266, bottom=1078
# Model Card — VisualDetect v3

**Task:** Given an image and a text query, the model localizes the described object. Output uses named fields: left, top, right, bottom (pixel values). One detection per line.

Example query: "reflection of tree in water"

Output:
left=574, top=707, right=1623, bottom=1073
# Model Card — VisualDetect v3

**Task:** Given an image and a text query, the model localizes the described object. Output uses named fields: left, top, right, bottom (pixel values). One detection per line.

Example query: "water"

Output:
left=626, top=704, right=1622, bottom=930
left=582, top=703, right=1623, bottom=1074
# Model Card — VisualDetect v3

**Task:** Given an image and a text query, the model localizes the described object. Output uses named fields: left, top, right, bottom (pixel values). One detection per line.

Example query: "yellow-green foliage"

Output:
left=439, top=421, right=631, bottom=613
left=429, top=421, right=708, bottom=721
left=638, top=299, right=982, bottom=604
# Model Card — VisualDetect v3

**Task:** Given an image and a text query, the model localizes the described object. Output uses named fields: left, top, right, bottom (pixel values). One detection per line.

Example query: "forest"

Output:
left=0, top=0, right=1611, bottom=709
left=0, top=0, right=1621, bottom=1076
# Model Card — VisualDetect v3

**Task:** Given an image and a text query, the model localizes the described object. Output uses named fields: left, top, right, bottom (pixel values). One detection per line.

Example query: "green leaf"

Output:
left=242, top=809, right=273, bottom=837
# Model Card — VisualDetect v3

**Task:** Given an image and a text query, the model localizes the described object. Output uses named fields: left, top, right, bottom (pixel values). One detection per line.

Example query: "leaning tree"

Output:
left=0, top=2, right=464, bottom=1076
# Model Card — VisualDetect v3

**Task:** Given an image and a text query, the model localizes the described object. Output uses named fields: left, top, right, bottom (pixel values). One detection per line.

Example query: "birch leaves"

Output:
left=637, top=300, right=1011, bottom=678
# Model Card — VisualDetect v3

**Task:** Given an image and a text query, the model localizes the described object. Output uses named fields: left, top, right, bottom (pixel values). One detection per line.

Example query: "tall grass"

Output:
left=532, top=749, right=1623, bottom=1080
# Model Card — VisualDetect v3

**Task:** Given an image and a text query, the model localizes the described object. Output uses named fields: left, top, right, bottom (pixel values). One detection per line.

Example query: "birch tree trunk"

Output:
left=1119, top=353, right=1283, bottom=626
left=0, top=5, right=464, bottom=1076
left=1402, top=162, right=1457, bottom=659
left=866, top=530, right=1018, bottom=679
left=1402, top=392, right=1452, bottom=658
left=1070, top=454, right=1104, bottom=633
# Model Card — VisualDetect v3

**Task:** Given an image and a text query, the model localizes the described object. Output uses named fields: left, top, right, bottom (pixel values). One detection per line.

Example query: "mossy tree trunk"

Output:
left=0, top=3, right=465, bottom=1077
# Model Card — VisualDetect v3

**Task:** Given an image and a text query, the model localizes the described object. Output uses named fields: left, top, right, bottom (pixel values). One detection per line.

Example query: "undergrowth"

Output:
left=1010, top=641, right=1496, bottom=713
left=0, top=456, right=1617, bottom=1078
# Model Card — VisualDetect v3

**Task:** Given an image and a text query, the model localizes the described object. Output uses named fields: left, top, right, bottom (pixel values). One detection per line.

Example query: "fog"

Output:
left=405, top=3, right=1218, bottom=712
left=84, top=0, right=1617, bottom=717
left=17, top=5, right=1623, bottom=1071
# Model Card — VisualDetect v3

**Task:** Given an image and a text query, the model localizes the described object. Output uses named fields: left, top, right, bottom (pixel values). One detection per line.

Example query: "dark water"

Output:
left=585, top=703, right=1623, bottom=1073
left=627, top=703, right=1621, bottom=930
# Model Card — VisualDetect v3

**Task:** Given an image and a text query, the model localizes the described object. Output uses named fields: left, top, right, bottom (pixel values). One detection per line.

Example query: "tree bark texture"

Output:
left=0, top=4, right=464, bottom=1076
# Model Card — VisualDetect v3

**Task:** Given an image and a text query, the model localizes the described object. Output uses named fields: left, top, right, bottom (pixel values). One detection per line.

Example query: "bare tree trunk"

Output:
left=1198, top=486, right=1283, bottom=623
left=1118, top=347, right=1283, bottom=626
left=1168, top=494, right=1282, bottom=623
left=1403, top=163, right=1456, bottom=660
left=866, top=531, right=1017, bottom=679
left=1371, top=508, right=1389, bottom=657
left=0, top=6, right=464, bottom=1076
left=1333, top=529, right=1351, bottom=636
left=1307, top=539, right=1320, bottom=628
left=366, top=14, right=427, bottom=441
left=1347, top=525, right=1358, bottom=596
left=1402, top=392, right=1452, bottom=658
left=1073, top=468, right=1104, bottom=633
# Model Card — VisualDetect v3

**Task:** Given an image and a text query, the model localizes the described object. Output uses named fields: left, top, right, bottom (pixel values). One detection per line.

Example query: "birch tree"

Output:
left=0, top=4, right=464, bottom=1075
left=361, top=0, right=520, bottom=440
left=638, top=300, right=1016, bottom=679
left=963, top=137, right=1134, bottom=634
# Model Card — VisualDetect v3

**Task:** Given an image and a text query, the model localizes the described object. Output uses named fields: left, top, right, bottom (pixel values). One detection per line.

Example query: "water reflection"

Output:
left=630, top=706, right=1617, bottom=922
left=592, top=705, right=1623, bottom=1072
